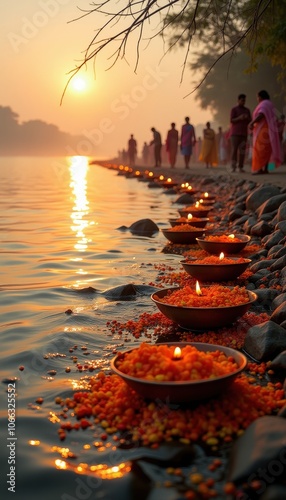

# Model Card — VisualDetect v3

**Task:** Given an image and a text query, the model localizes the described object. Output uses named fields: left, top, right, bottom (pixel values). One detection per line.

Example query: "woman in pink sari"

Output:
left=249, top=90, right=281, bottom=174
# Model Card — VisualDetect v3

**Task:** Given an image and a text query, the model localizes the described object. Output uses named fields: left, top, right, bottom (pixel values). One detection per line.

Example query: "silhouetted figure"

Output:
left=180, top=117, right=196, bottom=169
left=127, top=134, right=137, bottom=167
left=230, top=94, right=251, bottom=173
left=141, top=142, right=149, bottom=165
left=199, top=122, right=218, bottom=168
left=150, top=127, right=162, bottom=167
left=216, top=126, right=228, bottom=165
left=166, top=122, right=179, bottom=168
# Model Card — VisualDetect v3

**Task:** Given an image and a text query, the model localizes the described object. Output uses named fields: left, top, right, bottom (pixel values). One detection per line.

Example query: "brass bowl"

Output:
left=151, top=286, right=257, bottom=330
left=178, top=208, right=212, bottom=218
left=169, top=218, right=209, bottom=228
left=111, top=342, right=247, bottom=403
left=196, top=235, right=251, bottom=255
left=181, top=257, right=251, bottom=282
left=161, top=228, right=206, bottom=244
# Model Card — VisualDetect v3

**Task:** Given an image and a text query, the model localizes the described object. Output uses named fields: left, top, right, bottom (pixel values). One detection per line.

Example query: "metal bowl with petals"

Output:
left=196, top=234, right=251, bottom=255
left=151, top=286, right=257, bottom=330
left=181, top=257, right=251, bottom=282
left=168, top=217, right=209, bottom=229
left=161, top=228, right=206, bottom=244
left=111, top=342, right=247, bottom=403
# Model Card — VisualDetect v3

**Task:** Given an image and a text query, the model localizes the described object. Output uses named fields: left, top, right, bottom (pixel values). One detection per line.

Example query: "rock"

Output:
left=277, top=200, right=286, bottom=222
left=173, top=193, right=194, bottom=205
left=256, top=194, right=286, bottom=217
left=269, top=350, right=286, bottom=373
left=270, top=302, right=286, bottom=326
left=129, top=219, right=159, bottom=236
left=252, top=289, right=280, bottom=309
left=270, top=255, right=286, bottom=271
left=250, top=221, right=273, bottom=237
left=267, top=244, right=284, bottom=258
left=227, top=416, right=286, bottom=485
left=228, top=208, right=245, bottom=222
left=246, top=185, right=281, bottom=212
left=275, top=221, right=286, bottom=235
left=272, top=293, right=286, bottom=310
left=243, top=321, right=286, bottom=361
left=249, top=259, right=276, bottom=273
left=243, top=216, right=258, bottom=234
left=102, top=283, right=159, bottom=300
left=262, top=230, right=285, bottom=249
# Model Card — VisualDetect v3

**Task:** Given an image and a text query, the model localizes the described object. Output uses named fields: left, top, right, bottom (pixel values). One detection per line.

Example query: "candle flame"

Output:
left=167, top=177, right=172, bottom=182
left=148, top=172, right=154, bottom=177
left=204, top=192, right=209, bottom=197
left=228, top=234, right=235, bottom=239
left=181, top=183, right=185, bottom=188
left=159, top=175, right=164, bottom=181
left=187, top=213, right=193, bottom=221
left=219, top=252, right=224, bottom=260
left=195, top=201, right=200, bottom=208
left=187, top=186, right=192, bottom=191
left=199, top=198, right=204, bottom=204
left=196, top=281, right=202, bottom=295
left=173, top=347, right=182, bottom=359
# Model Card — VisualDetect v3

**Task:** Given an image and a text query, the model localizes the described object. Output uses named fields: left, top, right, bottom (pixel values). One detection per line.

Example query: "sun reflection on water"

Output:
left=69, top=156, right=90, bottom=252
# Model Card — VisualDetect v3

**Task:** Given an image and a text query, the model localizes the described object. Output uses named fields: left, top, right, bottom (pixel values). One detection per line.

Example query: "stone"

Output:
left=270, top=255, right=286, bottom=271
left=249, top=259, right=276, bottom=273
left=270, top=302, right=286, bottom=326
left=246, top=185, right=281, bottom=212
left=256, top=194, right=286, bottom=217
left=277, top=200, right=286, bottom=222
left=262, top=230, right=285, bottom=249
left=243, top=321, right=286, bottom=361
left=269, top=350, right=286, bottom=373
left=272, top=293, right=286, bottom=310
left=129, top=218, right=159, bottom=236
left=250, top=221, right=273, bottom=237
left=227, top=416, right=286, bottom=485
left=174, top=193, right=195, bottom=205
left=275, top=221, right=286, bottom=235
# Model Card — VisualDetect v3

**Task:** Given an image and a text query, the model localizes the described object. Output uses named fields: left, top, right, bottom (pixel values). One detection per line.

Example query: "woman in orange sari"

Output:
left=249, top=90, right=281, bottom=174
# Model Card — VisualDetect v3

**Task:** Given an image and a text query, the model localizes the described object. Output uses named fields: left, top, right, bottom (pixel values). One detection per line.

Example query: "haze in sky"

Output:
left=1, top=0, right=213, bottom=158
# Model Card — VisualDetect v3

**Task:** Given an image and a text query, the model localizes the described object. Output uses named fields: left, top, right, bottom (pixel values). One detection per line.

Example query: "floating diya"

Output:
left=111, top=342, right=247, bottom=403
left=169, top=213, right=210, bottom=228
left=181, top=252, right=252, bottom=282
left=196, top=233, right=251, bottom=255
left=161, top=177, right=179, bottom=188
left=161, top=224, right=206, bottom=244
left=151, top=282, right=257, bottom=330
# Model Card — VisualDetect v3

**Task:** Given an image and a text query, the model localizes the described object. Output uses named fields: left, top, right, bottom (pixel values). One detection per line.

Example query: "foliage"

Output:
left=66, top=1, right=286, bottom=99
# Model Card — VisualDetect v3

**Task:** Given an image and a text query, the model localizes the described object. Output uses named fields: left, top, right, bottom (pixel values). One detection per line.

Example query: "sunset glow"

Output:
left=71, top=76, right=88, bottom=92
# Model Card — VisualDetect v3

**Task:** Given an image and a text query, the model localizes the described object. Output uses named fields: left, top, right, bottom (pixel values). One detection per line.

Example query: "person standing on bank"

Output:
left=249, top=90, right=281, bottom=175
left=127, top=134, right=137, bottom=167
left=166, top=122, right=179, bottom=168
left=230, top=94, right=251, bottom=172
left=150, top=127, right=162, bottom=167
left=199, top=122, right=218, bottom=168
left=180, top=117, right=196, bottom=169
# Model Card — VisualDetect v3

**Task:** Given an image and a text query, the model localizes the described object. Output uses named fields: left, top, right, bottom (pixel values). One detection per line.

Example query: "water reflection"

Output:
left=69, top=156, right=90, bottom=252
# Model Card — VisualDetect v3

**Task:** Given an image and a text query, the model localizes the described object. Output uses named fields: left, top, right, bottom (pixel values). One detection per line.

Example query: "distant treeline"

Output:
left=0, top=106, right=91, bottom=156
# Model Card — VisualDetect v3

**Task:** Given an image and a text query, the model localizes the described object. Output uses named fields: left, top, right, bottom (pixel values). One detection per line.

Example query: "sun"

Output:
left=71, top=76, right=87, bottom=92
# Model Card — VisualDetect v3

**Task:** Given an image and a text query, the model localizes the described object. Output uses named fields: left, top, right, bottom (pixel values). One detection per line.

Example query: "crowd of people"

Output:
left=119, top=90, right=285, bottom=175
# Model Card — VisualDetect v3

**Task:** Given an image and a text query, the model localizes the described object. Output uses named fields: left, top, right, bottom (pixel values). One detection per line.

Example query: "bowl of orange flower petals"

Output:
left=178, top=205, right=212, bottom=219
left=111, top=342, right=247, bottom=403
left=169, top=216, right=210, bottom=229
left=181, top=254, right=251, bottom=281
left=151, top=284, right=257, bottom=330
left=162, top=225, right=206, bottom=244
left=196, top=234, right=251, bottom=254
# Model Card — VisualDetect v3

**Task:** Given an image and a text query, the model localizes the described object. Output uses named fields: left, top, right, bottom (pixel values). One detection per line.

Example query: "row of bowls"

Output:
left=111, top=189, right=253, bottom=402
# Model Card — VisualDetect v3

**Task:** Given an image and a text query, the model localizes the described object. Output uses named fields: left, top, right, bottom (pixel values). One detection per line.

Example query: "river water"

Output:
left=0, top=156, right=188, bottom=500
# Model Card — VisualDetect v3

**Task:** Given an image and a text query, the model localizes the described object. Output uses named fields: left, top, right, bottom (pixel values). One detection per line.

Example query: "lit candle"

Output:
left=219, top=252, right=225, bottom=260
left=204, top=192, right=209, bottom=198
left=173, top=346, right=182, bottom=360
left=195, top=201, right=200, bottom=208
left=181, top=183, right=185, bottom=188
left=148, top=172, right=154, bottom=177
left=167, top=177, right=172, bottom=183
left=228, top=234, right=235, bottom=239
left=187, top=213, right=193, bottom=221
left=159, top=175, right=164, bottom=181
left=196, top=281, right=203, bottom=296
left=199, top=198, right=204, bottom=204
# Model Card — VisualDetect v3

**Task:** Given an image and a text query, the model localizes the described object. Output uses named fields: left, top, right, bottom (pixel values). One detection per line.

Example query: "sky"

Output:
left=1, top=0, right=214, bottom=159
